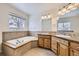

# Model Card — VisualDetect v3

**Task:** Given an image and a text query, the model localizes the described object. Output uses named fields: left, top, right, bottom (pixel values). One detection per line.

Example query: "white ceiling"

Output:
left=10, top=3, right=68, bottom=15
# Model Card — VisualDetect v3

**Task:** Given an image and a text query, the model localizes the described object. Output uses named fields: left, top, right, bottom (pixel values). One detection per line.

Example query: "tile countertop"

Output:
left=38, top=34, right=79, bottom=43
left=53, top=34, right=79, bottom=43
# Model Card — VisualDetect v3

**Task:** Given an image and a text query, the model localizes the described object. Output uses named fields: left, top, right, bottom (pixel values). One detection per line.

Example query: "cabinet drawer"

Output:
left=70, top=42, right=79, bottom=48
left=61, top=40, right=68, bottom=46
left=38, top=35, right=51, bottom=39
left=58, top=38, right=68, bottom=46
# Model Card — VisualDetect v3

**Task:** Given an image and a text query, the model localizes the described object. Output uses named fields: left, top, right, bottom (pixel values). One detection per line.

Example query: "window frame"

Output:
left=8, top=14, right=25, bottom=30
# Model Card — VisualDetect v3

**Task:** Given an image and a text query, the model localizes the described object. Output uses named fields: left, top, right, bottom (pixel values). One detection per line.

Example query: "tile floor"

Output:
left=0, top=48, right=56, bottom=56
left=23, top=48, right=56, bottom=56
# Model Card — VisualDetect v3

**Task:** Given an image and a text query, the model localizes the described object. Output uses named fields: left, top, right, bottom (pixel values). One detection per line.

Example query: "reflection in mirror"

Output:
left=57, top=7, right=79, bottom=33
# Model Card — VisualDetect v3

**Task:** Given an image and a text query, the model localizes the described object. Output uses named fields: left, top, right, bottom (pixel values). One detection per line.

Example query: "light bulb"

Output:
left=58, top=11, right=61, bottom=15
left=67, top=4, right=74, bottom=10
left=44, top=16, right=47, bottom=19
left=47, top=15, right=51, bottom=18
left=62, top=8, right=66, bottom=12
left=41, top=16, right=45, bottom=19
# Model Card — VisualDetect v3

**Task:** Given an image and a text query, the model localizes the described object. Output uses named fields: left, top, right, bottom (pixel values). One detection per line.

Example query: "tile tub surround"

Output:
left=29, top=31, right=56, bottom=36
left=2, top=31, right=30, bottom=42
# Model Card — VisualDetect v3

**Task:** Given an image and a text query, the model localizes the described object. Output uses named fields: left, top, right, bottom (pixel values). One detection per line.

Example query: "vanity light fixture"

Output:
left=41, top=16, right=47, bottom=19
left=41, top=14, right=51, bottom=20
left=58, top=3, right=79, bottom=16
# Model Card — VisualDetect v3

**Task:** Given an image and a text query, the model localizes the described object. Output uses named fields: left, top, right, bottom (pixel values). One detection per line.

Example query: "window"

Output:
left=63, top=22, right=71, bottom=30
left=9, top=14, right=25, bottom=30
left=57, top=22, right=71, bottom=31
left=58, top=23, right=64, bottom=30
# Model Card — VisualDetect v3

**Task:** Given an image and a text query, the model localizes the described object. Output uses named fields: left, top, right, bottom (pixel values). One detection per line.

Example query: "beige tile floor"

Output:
left=23, top=48, right=56, bottom=56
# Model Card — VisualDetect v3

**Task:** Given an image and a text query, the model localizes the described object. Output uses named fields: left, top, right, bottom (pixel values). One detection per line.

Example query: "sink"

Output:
left=55, top=34, right=71, bottom=39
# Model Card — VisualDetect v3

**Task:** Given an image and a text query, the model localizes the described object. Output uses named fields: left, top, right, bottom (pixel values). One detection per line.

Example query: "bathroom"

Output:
left=0, top=3, right=79, bottom=56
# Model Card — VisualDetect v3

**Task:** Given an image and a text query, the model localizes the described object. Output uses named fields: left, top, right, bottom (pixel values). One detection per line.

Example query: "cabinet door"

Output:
left=70, top=49, right=79, bottom=56
left=44, top=38, right=51, bottom=49
left=51, top=38, right=57, bottom=53
left=59, top=43, right=68, bottom=56
left=70, top=42, right=79, bottom=56
left=38, top=37, right=44, bottom=47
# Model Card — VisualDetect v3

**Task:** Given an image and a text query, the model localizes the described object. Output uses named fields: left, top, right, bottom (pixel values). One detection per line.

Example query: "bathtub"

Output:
left=4, top=36, right=38, bottom=48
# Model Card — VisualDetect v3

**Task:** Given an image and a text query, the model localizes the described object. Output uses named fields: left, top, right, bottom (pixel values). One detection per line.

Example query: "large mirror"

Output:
left=57, top=4, right=79, bottom=33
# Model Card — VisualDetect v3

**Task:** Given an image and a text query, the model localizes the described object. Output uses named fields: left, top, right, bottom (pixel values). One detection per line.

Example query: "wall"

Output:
left=29, top=14, right=41, bottom=31
left=51, top=16, right=58, bottom=32
left=0, top=3, right=29, bottom=52
left=2, top=31, right=29, bottom=42
left=29, top=14, right=57, bottom=32
left=29, top=13, right=58, bottom=37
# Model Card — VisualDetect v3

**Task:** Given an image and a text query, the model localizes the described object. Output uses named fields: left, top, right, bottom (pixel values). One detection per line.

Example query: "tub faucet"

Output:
left=17, top=40, right=21, bottom=43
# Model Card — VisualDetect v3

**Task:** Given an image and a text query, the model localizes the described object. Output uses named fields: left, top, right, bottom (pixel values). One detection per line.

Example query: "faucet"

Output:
left=16, top=40, right=21, bottom=44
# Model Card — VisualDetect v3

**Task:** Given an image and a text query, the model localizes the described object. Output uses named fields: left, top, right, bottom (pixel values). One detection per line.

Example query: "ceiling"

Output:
left=10, top=3, right=68, bottom=16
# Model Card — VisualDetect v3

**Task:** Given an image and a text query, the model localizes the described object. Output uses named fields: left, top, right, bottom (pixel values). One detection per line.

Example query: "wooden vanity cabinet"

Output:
left=38, top=34, right=52, bottom=49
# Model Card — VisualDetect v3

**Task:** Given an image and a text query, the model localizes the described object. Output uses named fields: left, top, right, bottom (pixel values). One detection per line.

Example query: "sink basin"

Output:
left=55, top=34, right=71, bottom=38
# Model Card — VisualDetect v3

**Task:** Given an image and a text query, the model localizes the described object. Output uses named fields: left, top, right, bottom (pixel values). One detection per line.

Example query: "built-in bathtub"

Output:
left=4, top=36, right=38, bottom=48
left=2, top=36, right=38, bottom=56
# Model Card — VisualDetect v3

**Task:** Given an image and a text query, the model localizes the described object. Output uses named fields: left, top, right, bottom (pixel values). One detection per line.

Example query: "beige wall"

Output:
left=0, top=3, right=29, bottom=52
left=51, top=16, right=58, bottom=32
left=29, top=14, right=57, bottom=32
left=29, top=14, right=41, bottom=31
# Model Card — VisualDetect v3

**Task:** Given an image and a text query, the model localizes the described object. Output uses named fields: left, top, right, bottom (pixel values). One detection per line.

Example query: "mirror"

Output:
left=42, top=18, right=52, bottom=31
left=57, top=6, right=79, bottom=33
